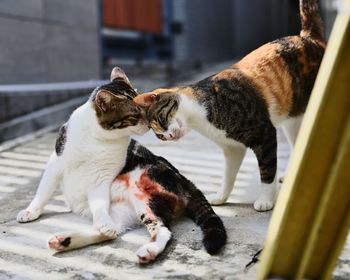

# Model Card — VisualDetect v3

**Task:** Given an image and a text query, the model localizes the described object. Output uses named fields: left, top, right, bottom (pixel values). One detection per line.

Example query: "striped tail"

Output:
left=300, top=0, right=324, bottom=41
left=185, top=186, right=227, bottom=254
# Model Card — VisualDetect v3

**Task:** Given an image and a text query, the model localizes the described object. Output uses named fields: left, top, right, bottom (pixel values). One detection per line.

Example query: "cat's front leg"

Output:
left=207, top=144, right=246, bottom=205
left=17, top=153, right=62, bottom=223
left=88, top=183, right=117, bottom=237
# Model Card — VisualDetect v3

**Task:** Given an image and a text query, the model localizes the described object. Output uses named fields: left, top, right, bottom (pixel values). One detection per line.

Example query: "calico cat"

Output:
left=16, top=67, right=226, bottom=263
left=133, top=0, right=325, bottom=212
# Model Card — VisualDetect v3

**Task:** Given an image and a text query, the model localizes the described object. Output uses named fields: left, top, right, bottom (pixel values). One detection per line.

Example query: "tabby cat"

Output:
left=134, top=0, right=325, bottom=211
left=17, top=67, right=226, bottom=263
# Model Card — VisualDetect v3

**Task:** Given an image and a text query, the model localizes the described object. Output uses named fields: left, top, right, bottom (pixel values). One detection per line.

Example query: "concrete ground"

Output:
left=0, top=65, right=349, bottom=279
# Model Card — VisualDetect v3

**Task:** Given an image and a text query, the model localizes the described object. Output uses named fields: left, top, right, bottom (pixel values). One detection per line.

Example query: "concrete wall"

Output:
left=0, top=0, right=100, bottom=84
left=172, top=0, right=333, bottom=64
left=172, top=0, right=234, bottom=64
left=172, top=0, right=300, bottom=64
left=231, top=0, right=300, bottom=58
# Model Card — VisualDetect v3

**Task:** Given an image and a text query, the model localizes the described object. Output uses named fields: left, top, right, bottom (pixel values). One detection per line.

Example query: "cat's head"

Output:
left=133, top=88, right=188, bottom=141
left=91, top=67, right=149, bottom=136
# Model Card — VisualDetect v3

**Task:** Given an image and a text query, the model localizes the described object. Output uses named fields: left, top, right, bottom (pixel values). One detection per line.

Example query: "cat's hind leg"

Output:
left=47, top=229, right=115, bottom=252
left=17, top=153, right=63, bottom=223
left=207, top=144, right=246, bottom=205
left=137, top=214, right=171, bottom=264
left=46, top=204, right=133, bottom=252
left=131, top=197, right=171, bottom=263
left=252, top=125, right=277, bottom=212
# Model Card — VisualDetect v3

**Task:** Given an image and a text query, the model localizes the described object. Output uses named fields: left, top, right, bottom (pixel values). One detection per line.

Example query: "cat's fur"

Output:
left=17, top=67, right=226, bottom=263
left=133, top=0, right=325, bottom=211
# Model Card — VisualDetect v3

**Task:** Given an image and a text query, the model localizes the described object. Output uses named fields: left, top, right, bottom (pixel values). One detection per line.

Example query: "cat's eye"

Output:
left=157, top=116, right=167, bottom=130
left=165, top=102, right=176, bottom=121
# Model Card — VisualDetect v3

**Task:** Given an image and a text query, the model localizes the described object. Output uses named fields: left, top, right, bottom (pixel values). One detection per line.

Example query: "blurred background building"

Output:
left=0, top=0, right=338, bottom=142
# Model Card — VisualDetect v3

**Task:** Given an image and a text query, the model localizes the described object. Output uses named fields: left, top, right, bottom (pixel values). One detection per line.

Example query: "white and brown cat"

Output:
left=134, top=0, right=326, bottom=211
left=17, top=67, right=226, bottom=263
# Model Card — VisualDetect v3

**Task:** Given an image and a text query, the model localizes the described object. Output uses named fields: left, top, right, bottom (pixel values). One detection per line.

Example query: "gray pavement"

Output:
left=0, top=65, right=349, bottom=279
left=0, top=130, right=274, bottom=279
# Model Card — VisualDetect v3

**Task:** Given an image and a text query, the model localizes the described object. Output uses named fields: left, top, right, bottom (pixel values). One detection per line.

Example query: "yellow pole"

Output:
left=257, top=0, right=350, bottom=278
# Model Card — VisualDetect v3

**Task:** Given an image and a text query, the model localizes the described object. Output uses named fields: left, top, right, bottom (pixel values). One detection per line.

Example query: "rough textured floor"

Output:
left=0, top=64, right=349, bottom=279
left=0, top=128, right=284, bottom=279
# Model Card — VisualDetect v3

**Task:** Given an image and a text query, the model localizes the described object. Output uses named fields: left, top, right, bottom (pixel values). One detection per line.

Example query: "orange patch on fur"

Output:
left=177, top=87, right=196, bottom=99
left=134, top=170, right=185, bottom=216
left=136, top=172, right=162, bottom=196
left=234, top=41, right=294, bottom=115
left=115, top=173, right=130, bottom=188
left=134, top=87, right=195, bottom=107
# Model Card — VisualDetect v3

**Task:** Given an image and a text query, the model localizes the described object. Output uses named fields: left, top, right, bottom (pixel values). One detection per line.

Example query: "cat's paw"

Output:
left=206, top=194, right=227, bottom=206
left=48, top=235, right=71, bottom=251
left=16, top=208, right=42, bottom=223
left=253, top=199, right=274, bottom=212
left=137, top=243, right=159, bottom=264
left=94, top=221, right=118, bottom=238
left=162, top=119, right=187, bottom=141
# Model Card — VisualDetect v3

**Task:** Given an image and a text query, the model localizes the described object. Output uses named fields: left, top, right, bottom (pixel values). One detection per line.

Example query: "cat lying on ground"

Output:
left=17, top=67, right=226, bottom=263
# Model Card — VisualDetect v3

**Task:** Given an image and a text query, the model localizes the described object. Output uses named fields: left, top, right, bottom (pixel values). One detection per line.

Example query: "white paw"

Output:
left=254, top=199, right=274, bottom=212
left=206, top=194, right=227, bottom=206
left=48, top=234, right=71, bottom=251
left=17, top=208, right=42, bottom=223
left=137, top=243, right=159, bottom=264
left=94, top=221, right=118, bottom=238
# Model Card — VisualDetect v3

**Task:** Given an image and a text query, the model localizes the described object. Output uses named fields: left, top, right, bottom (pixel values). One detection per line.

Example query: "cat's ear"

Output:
left=133, top=92, right=158, bottom=107
left=95, top=90, right=116, bottom=112
left=110, top=66, right=132, bottom=87
left=95, top=90, right=128, bottom=112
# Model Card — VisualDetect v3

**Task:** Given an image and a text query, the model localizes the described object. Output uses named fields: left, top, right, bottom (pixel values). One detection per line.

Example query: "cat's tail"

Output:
left=299, top=0, right=324, bottom=41
left=47, top=229, right=115, bottom=252
left=185, top=185, right=227, bottom=254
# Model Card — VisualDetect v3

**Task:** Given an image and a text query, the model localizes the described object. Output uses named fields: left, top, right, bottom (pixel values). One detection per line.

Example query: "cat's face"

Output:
left=92, top=67, right=149, bottom=136
left=134, top=89, right=187, bottom=141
